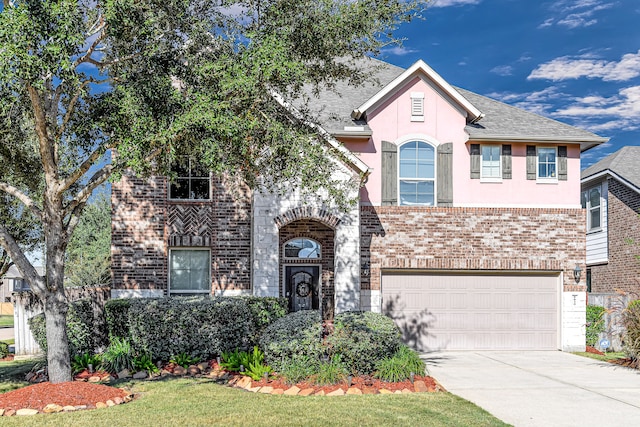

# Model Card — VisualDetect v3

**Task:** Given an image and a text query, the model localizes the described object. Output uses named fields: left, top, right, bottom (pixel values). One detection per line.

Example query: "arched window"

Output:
left=283, top=238, right=321, bottom=259
left=398, top=141, right=435, bottom=206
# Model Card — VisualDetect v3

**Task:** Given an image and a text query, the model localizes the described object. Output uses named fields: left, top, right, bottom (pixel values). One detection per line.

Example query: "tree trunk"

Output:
left=44, top=291, right=72, bottom=383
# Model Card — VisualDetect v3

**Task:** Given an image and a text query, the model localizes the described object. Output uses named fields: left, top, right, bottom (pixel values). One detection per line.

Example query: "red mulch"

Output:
left=250, top=374, right=438, bottom=394
left=586, top=345, right=604, bottom=355
left=0, top=382, right=130, bottom=412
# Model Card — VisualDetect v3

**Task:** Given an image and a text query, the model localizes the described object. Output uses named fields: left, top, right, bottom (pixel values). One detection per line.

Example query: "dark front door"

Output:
left=285, top=266, right=320, bottom=312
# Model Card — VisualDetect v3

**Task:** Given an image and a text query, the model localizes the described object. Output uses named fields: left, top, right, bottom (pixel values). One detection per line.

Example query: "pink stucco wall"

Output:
left=342, top=75, right=582, bottom=207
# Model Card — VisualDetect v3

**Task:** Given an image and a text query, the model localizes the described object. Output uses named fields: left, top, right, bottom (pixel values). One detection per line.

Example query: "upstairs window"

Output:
left=284, top=238, right=321, bottom=259
left=169, top=157, right=210, bottom=200
left=581, top=185, right=602, bottom=232
left=481, top=145, right=501, bottom=179
left=398, top=141, right=435, bottom=206
left=537, top=147, right=557, bottom=180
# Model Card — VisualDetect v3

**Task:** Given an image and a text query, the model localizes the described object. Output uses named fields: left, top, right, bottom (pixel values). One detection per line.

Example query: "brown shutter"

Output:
left=558, top=146, right=568, bottom=181
left=470, top=144, right=480, bottom=179
left=381, top=141, right=397, bottom=206
left=502, top=145, right=512, bottom=179
left=437, top=143, right=453, bottom=207
left=526, top=145, right=536, bottom=180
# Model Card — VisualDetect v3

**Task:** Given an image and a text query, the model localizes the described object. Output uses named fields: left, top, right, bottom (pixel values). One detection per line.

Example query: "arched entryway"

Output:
left=279, top=219, right=335, bottom=319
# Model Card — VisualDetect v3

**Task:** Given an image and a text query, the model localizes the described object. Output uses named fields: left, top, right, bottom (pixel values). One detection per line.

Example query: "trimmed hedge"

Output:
left=327, top=311, right=402, bottom=375
left=28, top=299, right=96, bottom=356
left=104, top=296, right=288, bottom=362
left=586, top=305, right=606, bottom=347
left=260, top=310, right=403, bottom=375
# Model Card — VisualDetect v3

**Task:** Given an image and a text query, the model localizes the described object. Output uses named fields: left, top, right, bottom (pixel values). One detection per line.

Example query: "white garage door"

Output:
left=382, top=273, right=559, bottom=351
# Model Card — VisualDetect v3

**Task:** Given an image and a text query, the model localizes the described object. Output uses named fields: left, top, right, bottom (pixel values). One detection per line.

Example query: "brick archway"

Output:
left=274, top=207, right=341, bottom=230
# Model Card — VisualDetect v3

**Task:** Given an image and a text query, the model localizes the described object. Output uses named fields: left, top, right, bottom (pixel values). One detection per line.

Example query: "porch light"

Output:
left=573, top=265, right=582, bottom=283
left=361, top=261, right=370, bottom=277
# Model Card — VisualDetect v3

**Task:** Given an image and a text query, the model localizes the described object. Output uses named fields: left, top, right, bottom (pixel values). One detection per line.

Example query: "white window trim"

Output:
left=536, top=146, right=558, bottom=183
left=582, top=184, right=602, bottom=233
left=397, top=139, right=437, bottom=206
left=168, top=157, right=212, bottom=201
left=410, top=92, right=425, bottom=122
left=282, top=237, right=322, bottom=260
left=480, top=144, right=502, bottom=182
left=168, top=248, right=211, bottom=295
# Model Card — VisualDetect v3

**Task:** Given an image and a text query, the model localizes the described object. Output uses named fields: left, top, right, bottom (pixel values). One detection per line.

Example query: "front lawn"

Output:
left=0, top=377, right=509, bottom=427
left=574, top=351, right=628, bottom=363
left=0, top=316, right=14, bottom=328
left=0, top=359, right=42, bottom=393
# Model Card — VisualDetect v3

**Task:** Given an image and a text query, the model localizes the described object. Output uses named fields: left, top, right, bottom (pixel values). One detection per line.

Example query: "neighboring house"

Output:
left=581, top=146, right=640, bottom=294
left=112, top=58, right=607, bottom=352
left=1, top=265, right=34, bottom=302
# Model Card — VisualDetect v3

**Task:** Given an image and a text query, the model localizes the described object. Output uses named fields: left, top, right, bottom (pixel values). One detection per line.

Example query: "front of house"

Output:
left=111, top=58, right=607, bottom=352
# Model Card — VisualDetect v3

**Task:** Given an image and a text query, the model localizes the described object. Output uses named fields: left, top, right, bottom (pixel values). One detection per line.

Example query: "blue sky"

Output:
left=379, top=0, right=640, bottom=168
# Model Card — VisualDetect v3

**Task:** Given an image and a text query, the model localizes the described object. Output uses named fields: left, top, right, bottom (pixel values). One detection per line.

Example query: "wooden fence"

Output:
left=587, top=293, right=634, bottom=352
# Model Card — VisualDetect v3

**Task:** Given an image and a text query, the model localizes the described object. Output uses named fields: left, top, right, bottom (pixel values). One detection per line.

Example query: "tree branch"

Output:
left=27, top=84, right=58, bottom=185
left=56, top=80, right=91, bottom=141
left=65, top=163, right=113, bottom=217
left=73, top=28, right=107, bottom=69
left=0, top=182, right=43, bottom=219
left=0, top=223, right=45, bottom=295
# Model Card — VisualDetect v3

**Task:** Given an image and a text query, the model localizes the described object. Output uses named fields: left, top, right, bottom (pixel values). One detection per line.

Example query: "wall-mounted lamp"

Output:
left=573, top=264, right=582, bottom=283
left=361, top=261, right=370, bottom=277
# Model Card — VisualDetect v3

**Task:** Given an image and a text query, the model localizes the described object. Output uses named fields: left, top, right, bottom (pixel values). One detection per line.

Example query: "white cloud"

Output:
left=382, top=46, right=419, bottom=56
left=431, top=0, right=481, bottom=7
left=490, top=65, right=514, bottom=76
left=528, top=50, right=640, bottom=82
left=540, top=1, right=614, bottom=28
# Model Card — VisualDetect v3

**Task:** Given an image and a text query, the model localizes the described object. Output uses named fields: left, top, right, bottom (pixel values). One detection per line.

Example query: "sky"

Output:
left=378, top=0, right=640, bottom=169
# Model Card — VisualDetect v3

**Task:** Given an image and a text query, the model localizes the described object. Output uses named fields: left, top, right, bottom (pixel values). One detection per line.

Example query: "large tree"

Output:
left=0, top=0, right=427, bottom=383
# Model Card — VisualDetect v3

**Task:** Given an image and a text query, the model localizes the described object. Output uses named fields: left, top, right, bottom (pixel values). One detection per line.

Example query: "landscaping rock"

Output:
left=197, top=362, right=209, bottom=371
left=16, top=408, right=39, bottom=416
left=161, top=369, right=172, bottom=376
left=414, top=380, right=428, bottom=393
left=88, top=376, right=102, bottom=383
left=187, top=365, right=201, bottom=376
left=258, top=386, right=273, bottom=394
left=113, top=397, right=124, bottom=405
left=173, top=366, right=186, bottom=376
left=43, top=404, right=63, bottom=413
left=314, top=390, right=325, bottom=396
left=271, top=388, right=284, bottom=395
left=362, top=387, right=377, bottom=395
left=75, top=405, right=88, bottom=410
left=106, top=400, right=116, bottom=407
left=0, top=409, right=4, bottom=416
left=283, top=386, right=300, bottom=396
left=95, top=402, right=108, bottom=409
left=62, top=406, right=77, bottom=412
left=132, top=371, right=148, bottom=380
left=379, top=389, right=393, bottom=394
left=401, top=388, right=412, bottom=394
left=298, top=388, right=315, bottom=396
left=247, top=386, right=262, bottom=393
left=117, top=369, right=131, bottom=379
left=4, top=409, right=16, bottom=416
left=327, top=389, right=345, bottom=396
left=346, top=387, right=362, bottom=395
left=235, top=376, right=252, bottom=389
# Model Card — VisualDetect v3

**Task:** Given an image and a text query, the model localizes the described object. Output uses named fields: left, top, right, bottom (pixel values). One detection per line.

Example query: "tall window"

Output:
left=398, top=141, right=435, bottom=206
left=284, top=238, right=321, bottom=259
left=537, top=147, right=557, bottom=179
left=169, top=249, right=210, bottom=294
left=169, top=157, right=210, bottom=200
left=581, top=185, right=602, bottom=231
left=481, top=145, right=501, bottom=179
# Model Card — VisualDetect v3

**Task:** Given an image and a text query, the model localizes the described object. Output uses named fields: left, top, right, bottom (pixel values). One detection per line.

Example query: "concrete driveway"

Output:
left=425, top=351, right=640, bottom=427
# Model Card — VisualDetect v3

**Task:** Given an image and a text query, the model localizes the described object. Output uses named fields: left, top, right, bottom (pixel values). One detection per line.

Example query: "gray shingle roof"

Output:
left=303, top=57, right=606, bottom=147
left=581, top=146, right=640, bottom=190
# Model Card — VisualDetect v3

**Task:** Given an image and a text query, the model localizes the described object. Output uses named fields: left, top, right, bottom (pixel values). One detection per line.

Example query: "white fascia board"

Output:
left=581, top=170, right=640, bottom=194
left=469, top=135, right=608, bottom=145
left=352, top=59, right=483, bottom=123
left=270, top=90, right=371, bottom=176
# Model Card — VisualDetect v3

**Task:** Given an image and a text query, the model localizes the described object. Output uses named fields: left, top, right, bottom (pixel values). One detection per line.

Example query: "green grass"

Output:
left=0, top=315, right=14, bottom=328
left=0, top=375, right=509, bottom=427
left=0, top=358, right=43, bottom=393
left=1, top=338, right=14, bottom=345
left=574, top=351, right=628, bottom=363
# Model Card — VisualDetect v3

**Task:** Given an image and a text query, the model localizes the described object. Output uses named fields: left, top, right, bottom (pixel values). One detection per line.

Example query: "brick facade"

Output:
left=361, top=206, right=587, bottom=292
left=111, top=172, right=251, bottom=294
left=590, top=178, right=640, bottom=293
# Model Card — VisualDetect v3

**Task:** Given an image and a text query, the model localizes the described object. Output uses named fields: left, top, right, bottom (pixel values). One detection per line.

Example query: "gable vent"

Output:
left=411, top=92, right=424, bottom=121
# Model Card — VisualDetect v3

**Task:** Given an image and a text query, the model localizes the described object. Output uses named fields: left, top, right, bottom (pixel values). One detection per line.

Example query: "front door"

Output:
left=285, top=266, right=320, bottom=312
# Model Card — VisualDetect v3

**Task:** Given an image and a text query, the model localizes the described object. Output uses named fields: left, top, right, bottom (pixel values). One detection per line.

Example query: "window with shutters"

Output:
left=581, top=185, right=602, bottom=232
left=410, top=92, right=424, bottom=122
left=398, top=141, right=435, bottom=205
left=481, top=145, right=501, bottom=180
left=537, top=147, right=557, bottom=180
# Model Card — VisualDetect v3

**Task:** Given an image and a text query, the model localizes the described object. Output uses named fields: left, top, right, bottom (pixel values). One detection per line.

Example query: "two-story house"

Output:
left=111, top=58, right=607, bottom=352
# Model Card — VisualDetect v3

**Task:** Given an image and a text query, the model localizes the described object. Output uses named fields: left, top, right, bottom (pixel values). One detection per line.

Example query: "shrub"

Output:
left=28, top=299, right=96, bottom=356
left=104, top=298, right=131, bottom=340
left=259, top=310, right=324, bottom=373
left=221, top=346, right=272, bottom=380
left=127, top=296, right=255, bottom=362
left=0, top=342, right=9, bottom=359
left=311, top=354, right=348, bottom=386
left=278, top=355, right=318, bottom=385
left=325, top=311, right=402, bottom=375
left=622, top=299, right=640, bottom=362
left=71, top=353, right=103, bottom=374
left=170, top=352, right=201, bottom=369
left=102, top=337, right=135, bottom=373
left=240, top=296, right=288, bottom=341
left=374, top=345, right=426, bottom=382
left=133, top=353, right=159, bottom=375
left=586, top=305, right=606, bottom=347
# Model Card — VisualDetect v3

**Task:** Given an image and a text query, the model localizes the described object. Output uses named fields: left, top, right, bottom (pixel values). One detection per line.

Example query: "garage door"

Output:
left=382, top=273, right=559, bottom=351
